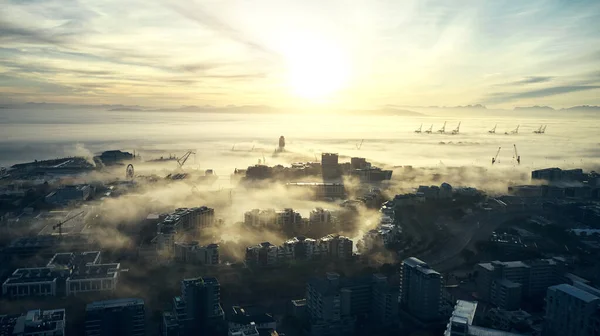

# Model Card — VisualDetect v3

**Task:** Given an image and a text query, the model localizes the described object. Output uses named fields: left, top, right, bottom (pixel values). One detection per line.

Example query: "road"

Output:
left=416, top=209, right=537, bottom=270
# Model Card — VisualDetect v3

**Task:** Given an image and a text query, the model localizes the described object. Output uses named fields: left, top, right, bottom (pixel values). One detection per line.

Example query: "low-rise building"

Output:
left=0, top=309, right=66, bottom=336
left=45, top=184, right=92, bottom=206
left=2, top=251, right=121, bottom=298
left=228, top=306, right=276, bottom=331
left=85, top=298, right=145, bottom=336
left=174, top=242, right=219, bottom=265
left=476, top=258, right=565, bottom=307
left=245, top=235, right=352, bottom=267
left=444, top=300, right=524, bottom=336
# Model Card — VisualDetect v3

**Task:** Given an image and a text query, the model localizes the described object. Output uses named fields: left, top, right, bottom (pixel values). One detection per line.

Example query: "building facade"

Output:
left=85, top=298, right=145, bottom=336
left=400, top=257, right=442, bottom=322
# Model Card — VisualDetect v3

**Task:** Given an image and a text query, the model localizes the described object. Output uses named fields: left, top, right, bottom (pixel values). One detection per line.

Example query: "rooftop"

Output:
left=67, top=263, right=120, bottom=280
left=550, top=284, right=600, bottom=303
left=4, top=267, right=61, bottom=285
left=494, top=279, right=521, bottom=289
left=87, top=298, right=144, bottom=311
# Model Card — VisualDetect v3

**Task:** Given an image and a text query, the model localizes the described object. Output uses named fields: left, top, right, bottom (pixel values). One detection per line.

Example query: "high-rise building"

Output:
left=321, top=153, right=341, bottom=180
left=85, top=298, right=145, bottom=336
left=400, top=257, right=442, bottom=322
left=181, top=277, right=224, bottom=333
left=544, top=284, right=600, bottom=336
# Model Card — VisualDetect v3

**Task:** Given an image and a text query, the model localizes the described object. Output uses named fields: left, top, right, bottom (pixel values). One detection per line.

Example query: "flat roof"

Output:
left=4, top=267, right=60, bottom=285
left=468, top=326, right=525, bottom=336
left=494, top=279, right=521, bottom=288
left=87, top=298, right=144, bottom=310
left=67, top=263, right=119, bottom=280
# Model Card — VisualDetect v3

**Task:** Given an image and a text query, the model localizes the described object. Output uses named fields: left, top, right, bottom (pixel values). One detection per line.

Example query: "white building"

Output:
left=445, top=300, right=524, bottom=336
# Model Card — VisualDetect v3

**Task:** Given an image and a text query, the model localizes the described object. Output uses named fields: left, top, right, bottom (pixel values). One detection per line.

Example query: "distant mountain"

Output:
left=151, top=105, right=278, bottom=113
left=514, top=105, right=555, bottom=111
left=109, top=107, right=145, bottom=111
left=450, top=104, right=487, bottom=109
left=560, top=105, right=600, bottom=112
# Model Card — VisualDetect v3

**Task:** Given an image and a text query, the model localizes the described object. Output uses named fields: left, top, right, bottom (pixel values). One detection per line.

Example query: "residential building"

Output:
left=305, top=273, right=399, bottom=336
left=490, top=279, right=522, bottom=311
left=321, top=153, right=341, bottom=179
left=445, top=300, right=524, bottom=336
left=85, top=298, right=145, bottom=336
left=309, top=208, right=332, bottom=226
left=229, top=323, right=260, bottom=336
left=285, top=182, right=346, bottom=199
left=0, top=309, right=66, bottom=336
left=245, top=235, right=353, bottom=267
left=228, top=306, right=276, bottom=331
left=476, top=258, right=565, bottom=307
left=174, top=242, right=219, bottom=265
left=400, top=257, right=442, bottom=322
left=544, top=284, right=600, bottom=336
left=181, top=277, right=224, bottom=333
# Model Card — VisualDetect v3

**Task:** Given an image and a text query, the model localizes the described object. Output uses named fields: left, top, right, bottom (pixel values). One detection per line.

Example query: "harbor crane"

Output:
left=415, top=124, right=422, bottom=133
left=534, top=125, right=547, bottom=134
left=451, top=121, right=461, bottom=135
left=492, top=147, right=501, bottom=165
left=505, top=125, right=519, bottom=135
left=356, top=139, right=364, bottom=150
left=513, top=144, right=520, bottom=165
left=53, top=211, right=85, bottom=237
left=177, top=150, right=195, bottom=169
left=489, top=124, right=497, bottom=134
left=425, top=124, right=433, bottom=134
left=437, top=121, right=447, bottom=133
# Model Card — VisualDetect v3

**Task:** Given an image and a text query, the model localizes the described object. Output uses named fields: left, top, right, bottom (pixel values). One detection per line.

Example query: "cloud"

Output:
left=498, top=76, right=555, bottom=86
left=166, top=0, right=279, bottom=60
left=484, top=85, right=600, bottom=104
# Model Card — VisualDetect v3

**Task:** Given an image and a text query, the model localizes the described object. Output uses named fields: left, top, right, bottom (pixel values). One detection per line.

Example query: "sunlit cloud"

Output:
left=0, top=0, right=599, bottom=107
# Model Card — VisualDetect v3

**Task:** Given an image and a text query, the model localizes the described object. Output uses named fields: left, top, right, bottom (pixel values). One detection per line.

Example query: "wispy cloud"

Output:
left=496, top=76, right=555, bottom=86
left=484, top=85, right=600, bottom=104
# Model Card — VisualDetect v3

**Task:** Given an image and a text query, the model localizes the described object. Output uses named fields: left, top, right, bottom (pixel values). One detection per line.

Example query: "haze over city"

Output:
left=1, top=1, right=600, bottom=336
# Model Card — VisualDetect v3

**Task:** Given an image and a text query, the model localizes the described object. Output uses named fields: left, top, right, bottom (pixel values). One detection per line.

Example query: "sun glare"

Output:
left=284, top=37, right=350, bottom=101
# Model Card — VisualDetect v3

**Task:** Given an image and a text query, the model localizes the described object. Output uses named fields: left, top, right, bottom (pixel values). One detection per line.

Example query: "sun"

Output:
left=283, top=37, right=350, bottom=101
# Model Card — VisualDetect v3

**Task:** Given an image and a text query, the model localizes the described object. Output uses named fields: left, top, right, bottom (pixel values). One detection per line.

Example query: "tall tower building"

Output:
left=400, top=257, right=442, bottom=322
left=181, top=277, right=224, bottom=333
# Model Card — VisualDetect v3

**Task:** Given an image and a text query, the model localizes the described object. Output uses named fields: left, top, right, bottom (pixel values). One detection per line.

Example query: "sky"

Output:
left=1, top=0, right=599, bottom=108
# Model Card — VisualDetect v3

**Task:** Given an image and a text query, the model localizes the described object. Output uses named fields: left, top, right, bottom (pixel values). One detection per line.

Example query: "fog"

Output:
left=1, top=108, right=599, bottom=260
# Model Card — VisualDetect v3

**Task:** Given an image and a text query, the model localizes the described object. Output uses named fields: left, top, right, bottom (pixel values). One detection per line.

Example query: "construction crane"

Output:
left=505, top=125, right=519, bottom=135
left=177, top=150, right=196, bottom=169
left=356, top=139, right=364, bottom=150
left=492, top=147, right=501, bottom=165
left=489, top=124, right=497, bottom=134
left=451, top=121, right=461, bottom=135
left=437, top=121, right=447, bottom=133
left=53, top=211, right=85, bottom=237
left=425, top=124, right=433, bottom=134
left=414, top=124, right=422, bottom=133
left=513, top=144, right=521, bottom=165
